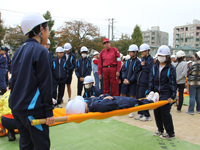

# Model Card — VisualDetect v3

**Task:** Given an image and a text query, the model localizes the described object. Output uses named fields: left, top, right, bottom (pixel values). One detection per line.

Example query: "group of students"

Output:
left=0, top=11, right=184, bottom=150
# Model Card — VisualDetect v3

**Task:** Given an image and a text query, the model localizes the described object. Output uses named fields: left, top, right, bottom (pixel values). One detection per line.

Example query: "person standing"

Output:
left=175, top=50, right=187, bottom=112
left=98, top=38, right=121, bottom=96
left=135, top=43, right=154, bottom=121
left=52, top=47, right=67, bottom=108
left=75, top=46, right=92, bottom=96
left=0, top=48, right=7, bottom=95
left=187, top=51, right=200, bottom=115
left=43, top=39, right=54, bottom=60
left=4, top=47, right=11, bottom=86
left=146, top=45, right=177, bottom=139
left=92, top=51, right=100, bottom=88
left=63, top=43, right=76, bottom=101
left=9, top=12, right=55, bottom=149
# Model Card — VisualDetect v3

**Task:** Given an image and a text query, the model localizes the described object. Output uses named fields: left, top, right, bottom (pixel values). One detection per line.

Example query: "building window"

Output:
left=152, top=37, right=155, bottom=40
left=196, top=44, right=199, bottom=47
left=152, top=32, right=155, bottom=35
left=186, top=27, right=188, bottom=31
left=176, top=28, right=180, bottom=32
left=176, top=40, right=179, bottom=43
left=190, top=27, right=194, bottom=31
left=197, top=26, right=200, bottom=30
left=196, top=38, right=200, bottom=42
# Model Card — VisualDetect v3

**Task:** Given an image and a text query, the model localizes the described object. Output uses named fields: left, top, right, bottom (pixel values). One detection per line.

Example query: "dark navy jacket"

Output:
left=5, top=53, right=11, bottom=71
left=137, top=54, right=154, bottom=86
left=84, top=94, right=153, bottom=112
left=83, top=86, right=101, bottom=98
left=0, top=54, right=7, bottom=68
left=52, top=57, right=67, bottom=81
left=122, top=57, right=141, bottom=83
left=62, top=52, right=76, bottom=74
left=9, top=38, right=53, bottom=118
left=75, top=57, right=91, bottom=79
left=49, top=51, right=54, bottom=60
left=146, top=63, right=177, bottom=100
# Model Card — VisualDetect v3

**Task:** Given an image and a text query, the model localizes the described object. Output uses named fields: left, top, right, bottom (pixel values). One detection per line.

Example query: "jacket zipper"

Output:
left=127, top=59, right=132, bottom=80
left=82, top=59, right=84, bottom=77
left=59, top=59, right=61, bottom=80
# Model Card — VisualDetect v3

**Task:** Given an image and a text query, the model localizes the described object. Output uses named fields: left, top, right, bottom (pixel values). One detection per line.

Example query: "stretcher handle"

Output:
left=31, top=116, right=68, bottom=126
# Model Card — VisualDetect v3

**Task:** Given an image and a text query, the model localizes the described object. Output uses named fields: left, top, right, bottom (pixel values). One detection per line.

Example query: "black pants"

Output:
left=52, top=80, right=65, bottom=104
left=77, top=80, right=84, bottom=96
left=13, top=113, right=50, bottom=150
left=177, top=83, right=185, bottom=111
left=154, top=103, right=174, bottom=135
left=1, top=116, right=17, bottom=130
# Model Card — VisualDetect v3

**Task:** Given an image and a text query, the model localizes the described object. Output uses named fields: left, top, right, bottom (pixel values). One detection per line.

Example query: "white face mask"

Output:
left=157, top=56, right=166, bottom=63
left=85, top=84, right=90, bottom=89
left=82, top=54, right=87, bottom=58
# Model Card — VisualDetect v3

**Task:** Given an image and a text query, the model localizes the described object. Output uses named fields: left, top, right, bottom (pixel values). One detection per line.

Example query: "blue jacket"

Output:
left=137, top=54, right=154, bottom=86
left=52, top=57, right=67, bottom=81
left=9, top=38, right=53, bottom=118
left=122, top=57, right=141, bottom=83
left=146, top=63, right=177, bottom=100
left=84, top=94, right=153, bottom=112
left=0, top=54, right=7, bottom=68
left=75, top=57, right=92, bottom=79
left=49, top=51, right=54, bottom=60
left=62, top=52, right=76, bottom=74
left=83, top=86, right=101, bottom=98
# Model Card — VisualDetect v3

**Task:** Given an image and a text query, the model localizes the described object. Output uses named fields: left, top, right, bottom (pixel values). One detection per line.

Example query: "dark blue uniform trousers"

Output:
left=1, top=116, right=17, bottom=130
left=53, top=80, right=65, bottom=104
left=136, top=85, right=150, bottom=117
left=77, top=80, right=84, bottom=96
left=13, top=113, right=50, bottom=150
left=154, top=103, right=175, bottom=135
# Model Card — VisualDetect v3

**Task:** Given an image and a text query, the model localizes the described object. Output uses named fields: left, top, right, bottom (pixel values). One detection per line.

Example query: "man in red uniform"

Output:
left=98, top=38, right=121, bottom=96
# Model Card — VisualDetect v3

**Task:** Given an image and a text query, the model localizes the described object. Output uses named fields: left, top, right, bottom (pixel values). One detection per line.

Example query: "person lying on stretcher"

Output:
left=65, top=91, right=175, bottom=114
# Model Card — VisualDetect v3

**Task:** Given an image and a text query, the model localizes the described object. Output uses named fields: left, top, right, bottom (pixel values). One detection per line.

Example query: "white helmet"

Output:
left=47, top=39, right=51, bottom=45
left=176, top=50, right=186, bottom=58
left=64, top=43, right=72, bottom=51
left=83, top=76, right=94, bottom=84
left=21, top=12, right=49, bottom=35
left=128, top=44, right=138, bottom=51
left=187, top=61, right=192, bottom=64
left=93, top=51, right=100, bottom=56
left=196, top=51, right=200, bottom=58
left=80, top=46, right=88, bottom=53
left=124, top=55, right=130, bottom=61
left=56, top=46, right=64, bottom=53
left=65, top=96, right=85, bottom=114
left=120, top=53, right=123, bottom=58
left=139, top=44, right=150, bottom=52
left=157, top=45, right=171, bottom=56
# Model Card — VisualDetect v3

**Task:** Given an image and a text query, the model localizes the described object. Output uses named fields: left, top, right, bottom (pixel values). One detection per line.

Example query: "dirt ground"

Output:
left=3, top=73, right=200, bottom=146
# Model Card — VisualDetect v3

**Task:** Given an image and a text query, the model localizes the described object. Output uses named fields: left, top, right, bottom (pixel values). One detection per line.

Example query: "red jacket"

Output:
left=98, top=47, right=121, bottom=75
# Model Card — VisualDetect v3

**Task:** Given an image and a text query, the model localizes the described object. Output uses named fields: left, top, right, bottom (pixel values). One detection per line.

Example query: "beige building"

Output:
left=142, top=26, right=169, bottom=56
left=173, top=19, right=200, bottom=48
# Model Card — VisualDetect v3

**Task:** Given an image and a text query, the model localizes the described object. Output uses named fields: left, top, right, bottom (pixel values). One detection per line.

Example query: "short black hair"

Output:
left=177, top=57, right=185, bottom=63
left=28, top=22, right=48, bottom=38
left=195, top=53, right=200, bottom=60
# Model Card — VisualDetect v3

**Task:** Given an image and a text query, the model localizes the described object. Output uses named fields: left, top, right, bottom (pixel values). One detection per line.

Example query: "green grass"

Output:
left=1, top=119, right=200, bottom=150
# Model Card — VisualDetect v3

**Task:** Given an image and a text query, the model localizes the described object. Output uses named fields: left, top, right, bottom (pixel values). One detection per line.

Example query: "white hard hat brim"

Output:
left=65, top=96, right=85, bottom=114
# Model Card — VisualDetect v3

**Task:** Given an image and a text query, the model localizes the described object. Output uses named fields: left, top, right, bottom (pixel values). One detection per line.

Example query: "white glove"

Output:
left=52, top=98, right=57, bottom=105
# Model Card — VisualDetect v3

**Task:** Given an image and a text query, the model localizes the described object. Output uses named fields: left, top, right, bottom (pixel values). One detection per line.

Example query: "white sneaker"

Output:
left=146, top=91, right=154, bottom=100
left=134, top=114, right=142, bottom=120
left=128, top=112, right=134, bottom=118
left=151, top=92, right=159, bottom=102
left=140, top=116, right=152, bottom=121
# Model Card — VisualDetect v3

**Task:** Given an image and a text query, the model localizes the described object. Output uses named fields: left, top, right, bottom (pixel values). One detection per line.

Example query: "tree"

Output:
left=131, top=25, right=143, bottom=48
left=112, top=34, right=132, bottom=55
left=56, top=20, right=100, bottom=56
left=4, top=25, right=27, bottom=52
left=0, top=18, right=6, bottom=47
left=43, top=10, right=56, bottom=53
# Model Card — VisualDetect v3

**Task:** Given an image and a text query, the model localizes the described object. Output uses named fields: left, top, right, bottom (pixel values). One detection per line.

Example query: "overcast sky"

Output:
left=0, top=0, right=200, bottom=47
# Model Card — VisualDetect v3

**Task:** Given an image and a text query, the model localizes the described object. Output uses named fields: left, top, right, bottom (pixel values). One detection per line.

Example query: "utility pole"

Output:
left=108, top=19, right=110, bottom=40
left=111, top=18, right=115, bottom=41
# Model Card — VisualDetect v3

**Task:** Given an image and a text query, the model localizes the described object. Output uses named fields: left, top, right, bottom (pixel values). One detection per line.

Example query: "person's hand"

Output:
left=116, top=72, right=120, bottom=77
left=52, top=98, right=57, bottom=105
left=167, top=98, right=175, bottom=104
left=91, top=96, right=95, bottom=98
left=80, top=78, right=84, bottom=82
left=123, top=79, right=129, bottom=85
left=46, top=116, right=55, bottom=125
left=99, top=75, right=102, bottom=79
left=141, top=61, right=145, bottom=66
left=103, top=96, right=113, bottom=100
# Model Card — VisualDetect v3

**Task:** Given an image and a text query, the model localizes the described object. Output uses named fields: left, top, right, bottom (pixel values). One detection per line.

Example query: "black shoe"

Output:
left=8, top=130, right=16, bottom=141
